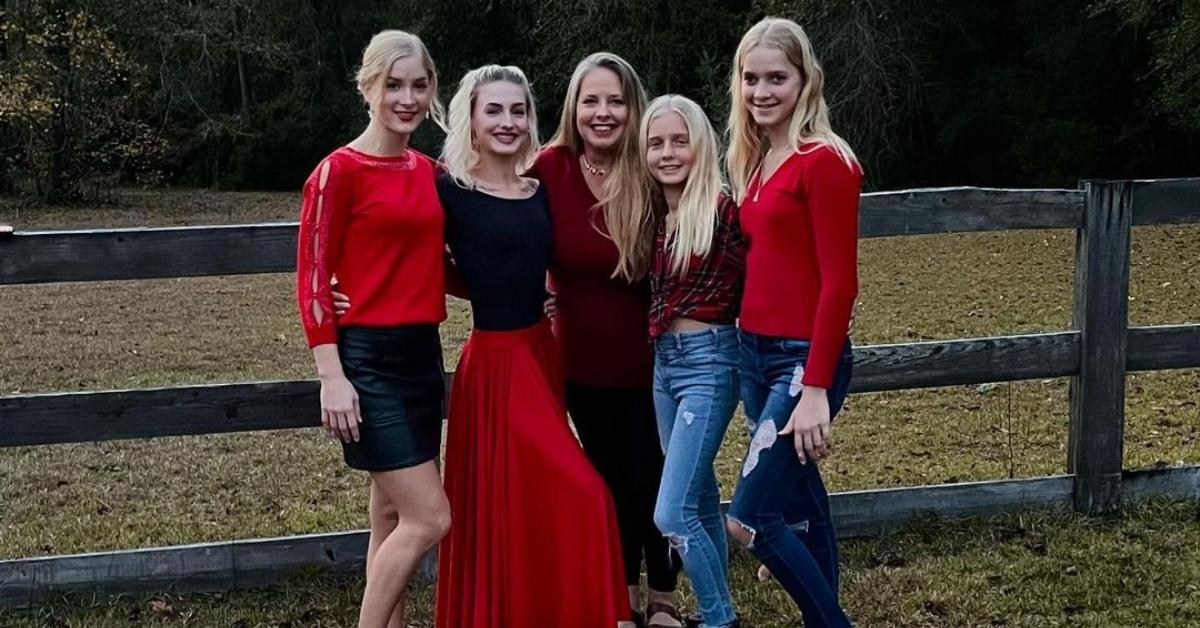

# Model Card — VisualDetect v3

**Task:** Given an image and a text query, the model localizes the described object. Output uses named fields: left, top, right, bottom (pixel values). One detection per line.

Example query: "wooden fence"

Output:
left=1, top=180, right=1198, bottom=607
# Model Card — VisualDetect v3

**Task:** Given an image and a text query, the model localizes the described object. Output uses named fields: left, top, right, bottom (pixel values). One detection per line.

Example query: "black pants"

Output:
left=566, top=381, right=681, bottom=592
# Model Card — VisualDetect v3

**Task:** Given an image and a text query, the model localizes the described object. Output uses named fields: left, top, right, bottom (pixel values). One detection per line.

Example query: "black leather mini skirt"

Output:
left=337, top=324, right=444, bottom=471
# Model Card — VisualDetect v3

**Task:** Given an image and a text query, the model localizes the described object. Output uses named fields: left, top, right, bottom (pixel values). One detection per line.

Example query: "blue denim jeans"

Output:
left=727, top=330, right=854, bottom=628
left=652, top=325, right=740, bottom=628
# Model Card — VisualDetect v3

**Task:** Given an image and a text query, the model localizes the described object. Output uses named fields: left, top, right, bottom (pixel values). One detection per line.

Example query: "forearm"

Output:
left=311, top=343, right=345, bottom=379
left=801, top=384, right=827, bottom=398
left=803, top=289, right=856, bottom=387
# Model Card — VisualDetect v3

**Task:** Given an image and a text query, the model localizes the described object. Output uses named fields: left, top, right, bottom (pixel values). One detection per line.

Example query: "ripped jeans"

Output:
left=652, top=325, right=740, bottom=627
left=727, top=331, right=853, bottom=628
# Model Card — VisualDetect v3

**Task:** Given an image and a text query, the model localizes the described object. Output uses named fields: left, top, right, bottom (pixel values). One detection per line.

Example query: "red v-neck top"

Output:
left=738, top=143, right=861, bottom=388
left=296, top=146, right=446, bottom=348
left=528, top=145, right=654, bottom=388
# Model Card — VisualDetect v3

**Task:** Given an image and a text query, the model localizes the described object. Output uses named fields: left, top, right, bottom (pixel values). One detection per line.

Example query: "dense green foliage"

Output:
left=1, top=0, right=1197, bottom=202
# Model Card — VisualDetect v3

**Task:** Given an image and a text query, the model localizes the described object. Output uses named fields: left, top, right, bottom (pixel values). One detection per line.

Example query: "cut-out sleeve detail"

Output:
left=296, top=156, right=350, bottom=348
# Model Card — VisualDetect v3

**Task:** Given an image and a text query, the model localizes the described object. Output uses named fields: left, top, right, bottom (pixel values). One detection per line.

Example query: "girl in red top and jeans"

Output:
left=529, top=53, right=682, bottom=627
left=295, top=30, right=451, bottom=628
left=723, top=18, right=862, bottom=628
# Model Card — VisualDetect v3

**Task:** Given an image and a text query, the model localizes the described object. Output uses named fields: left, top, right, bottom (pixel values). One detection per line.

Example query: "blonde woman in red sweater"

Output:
left=723, top=17, right=862, bottom=628
left=296, top=30, right=450, bottom=628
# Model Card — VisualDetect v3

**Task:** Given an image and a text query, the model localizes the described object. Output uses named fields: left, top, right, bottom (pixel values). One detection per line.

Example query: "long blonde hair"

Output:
left=355, top=30, right=447, bottom=131
left=641, top=95, right=724, bottom=275
left=726, top=17, right=858, bottom=203
left=549, top=52, right=652, bottom=281
left=441, top=65, right=540, bottom=188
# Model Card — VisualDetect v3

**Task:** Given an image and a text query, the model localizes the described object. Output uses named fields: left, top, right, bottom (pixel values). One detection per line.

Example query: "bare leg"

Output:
left=758, top=563, right=773, bottom=581
left=358, top=461, right=450, bottom=628
left=365, top=479, right=405, bottom=628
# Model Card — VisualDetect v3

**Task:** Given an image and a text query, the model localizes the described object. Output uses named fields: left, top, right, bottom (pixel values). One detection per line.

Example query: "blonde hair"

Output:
left=641, top=95, right=724, bottom=275
left=441, top=65, right=540, bottom=188
left=726, top=17, right=859, bottom=203
left=549, top=52, right=652, bottom=281
left=355, top=30, right=446, bottom=131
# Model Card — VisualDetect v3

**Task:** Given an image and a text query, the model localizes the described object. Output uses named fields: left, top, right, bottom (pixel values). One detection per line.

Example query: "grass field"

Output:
left=0, top=189, right=1197, bottom=626
left=2, top=501, right=1198, bottom=627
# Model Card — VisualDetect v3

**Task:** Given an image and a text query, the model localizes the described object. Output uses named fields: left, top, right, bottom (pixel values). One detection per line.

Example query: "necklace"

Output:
left=752, top=148, right=778, bottom=203
left=581, top=154, right=607, bottom=177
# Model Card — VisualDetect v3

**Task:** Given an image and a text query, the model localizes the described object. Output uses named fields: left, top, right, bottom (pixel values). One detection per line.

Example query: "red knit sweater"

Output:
left=296, top=146, right=446, bottom=348
left=738, top=144, right=861, bottom=388
left=529, top=146, right=654, bottom=389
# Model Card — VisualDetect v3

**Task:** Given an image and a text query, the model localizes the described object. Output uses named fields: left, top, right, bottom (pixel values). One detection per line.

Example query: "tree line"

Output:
left=1, top=0, right=1197, bottom=203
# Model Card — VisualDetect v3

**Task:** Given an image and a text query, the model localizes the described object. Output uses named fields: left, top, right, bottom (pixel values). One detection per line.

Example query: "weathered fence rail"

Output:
left=0, top=188, right=1092, bottom=285
left=0, top=179, right=1197, bottom=606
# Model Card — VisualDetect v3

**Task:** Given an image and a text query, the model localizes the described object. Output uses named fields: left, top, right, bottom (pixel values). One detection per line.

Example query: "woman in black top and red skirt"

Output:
left=432, top=64, right=633, bottom=628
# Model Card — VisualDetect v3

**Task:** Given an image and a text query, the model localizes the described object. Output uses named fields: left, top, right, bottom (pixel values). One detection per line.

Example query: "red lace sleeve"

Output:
left=296, top=155, right=351, bottom=348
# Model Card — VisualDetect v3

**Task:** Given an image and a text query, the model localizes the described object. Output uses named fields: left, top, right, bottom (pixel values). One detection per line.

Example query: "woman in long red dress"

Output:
left=430, top=64, right=631, bottom=628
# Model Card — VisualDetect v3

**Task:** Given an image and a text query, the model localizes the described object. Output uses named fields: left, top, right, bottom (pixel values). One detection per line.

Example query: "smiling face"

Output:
left=472, top=80, right=530, bottom=158
left=364, top=55, right=432, bottom=136
left=740, top=45, right=803, bottom=133
left=644, top=110, right=693, bottom=189
left=574, top=67, right=628, bottom=153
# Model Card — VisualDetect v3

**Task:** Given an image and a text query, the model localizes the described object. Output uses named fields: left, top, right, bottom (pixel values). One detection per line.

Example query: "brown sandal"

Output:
left=646, top=601, right=684, bottom=628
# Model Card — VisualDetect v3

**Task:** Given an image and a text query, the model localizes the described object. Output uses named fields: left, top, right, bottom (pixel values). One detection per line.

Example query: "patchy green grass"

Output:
left=0, top=189, right=1197, bottom=624
left=2, top=500, right=1197, bottom=627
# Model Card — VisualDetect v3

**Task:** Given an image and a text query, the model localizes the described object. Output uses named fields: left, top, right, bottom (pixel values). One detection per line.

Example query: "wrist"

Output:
left=801, top=384, right=827, bottom=396
left=318, top=369, right=345, bottom=381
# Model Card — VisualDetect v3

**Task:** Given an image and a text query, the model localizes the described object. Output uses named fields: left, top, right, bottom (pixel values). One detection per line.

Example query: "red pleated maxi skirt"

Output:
left=436, top=319, right=631, bottom=628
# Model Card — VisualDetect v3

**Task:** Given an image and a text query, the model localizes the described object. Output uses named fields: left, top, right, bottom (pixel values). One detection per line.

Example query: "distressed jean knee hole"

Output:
left=665, top=534, right=689, bottom=556
left=725, top=515, right=756, bottom=549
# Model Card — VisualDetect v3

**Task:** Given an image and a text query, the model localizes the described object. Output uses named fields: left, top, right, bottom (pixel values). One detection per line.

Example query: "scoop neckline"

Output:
left=469, top=178, right=542, bottom=201
left=341, top=145, right=414, bottom=162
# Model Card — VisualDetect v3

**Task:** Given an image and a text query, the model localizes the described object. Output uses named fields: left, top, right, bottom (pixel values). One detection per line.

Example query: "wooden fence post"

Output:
left=1067, top=180, right=1132, bottom=515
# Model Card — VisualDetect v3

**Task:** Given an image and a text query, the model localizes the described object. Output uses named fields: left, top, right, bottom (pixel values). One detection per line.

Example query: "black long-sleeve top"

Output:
left=437, top=173, right=552, bottom=331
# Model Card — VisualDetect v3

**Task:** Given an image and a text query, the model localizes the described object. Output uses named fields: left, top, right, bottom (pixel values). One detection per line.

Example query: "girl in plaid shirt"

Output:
left=642, top=94, right=746, bottom=628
